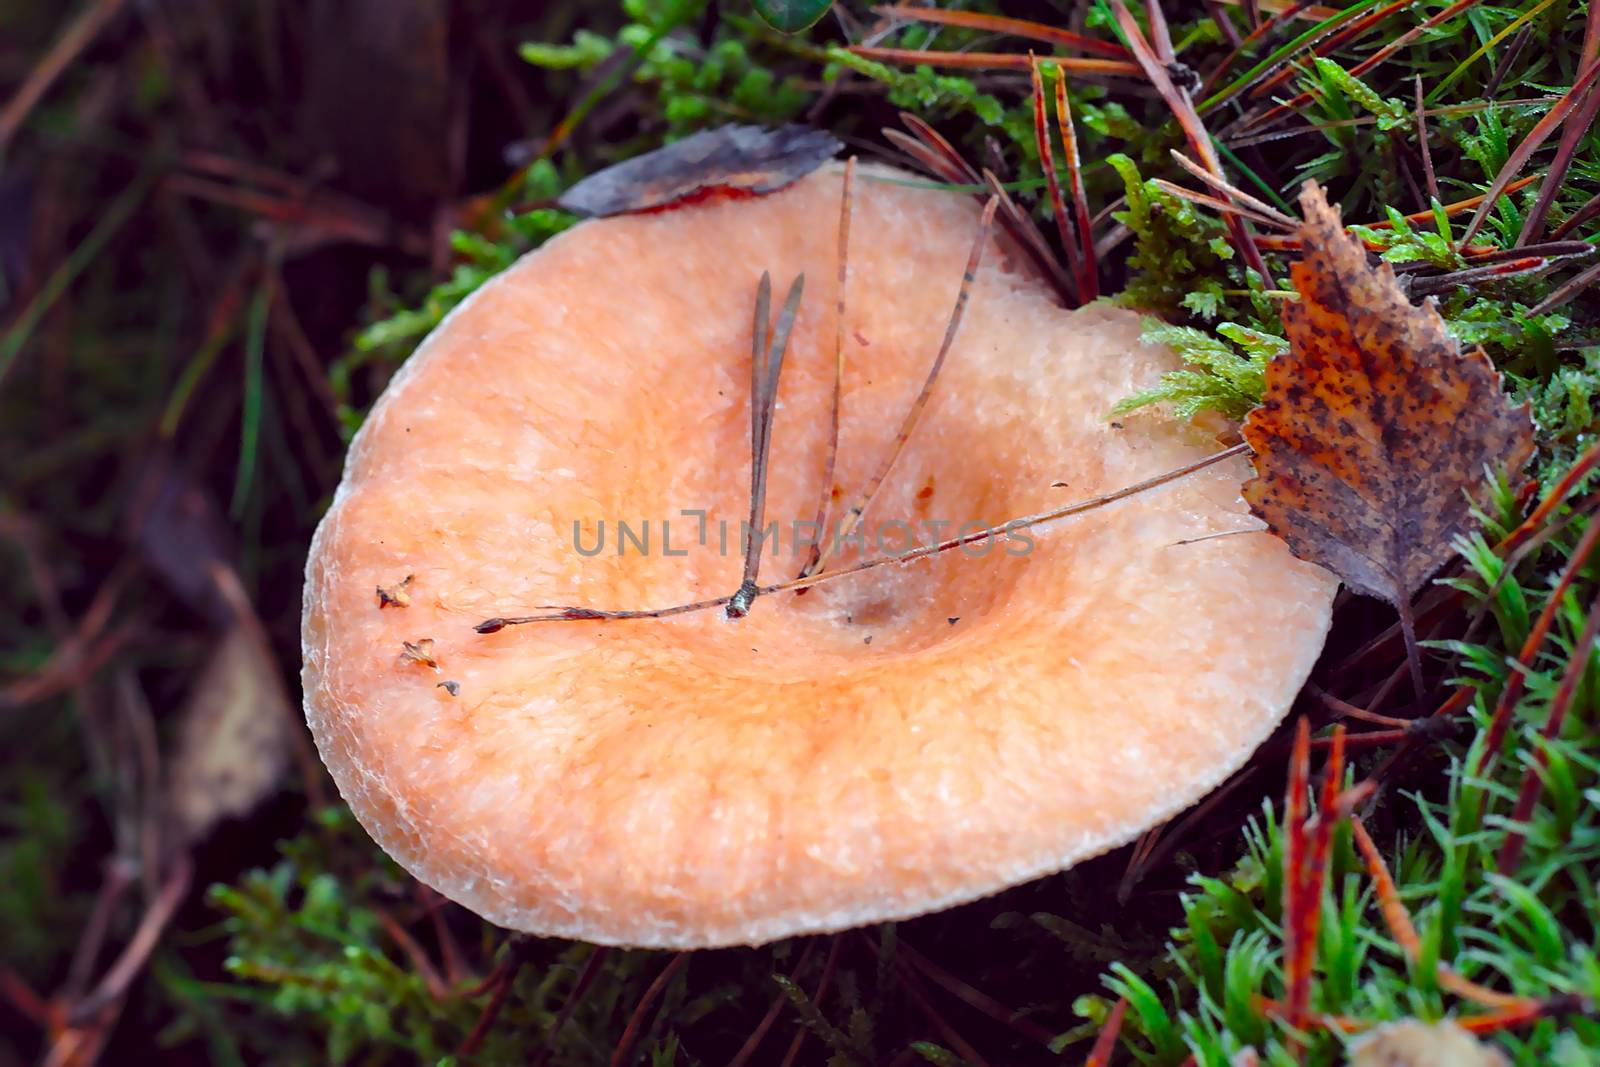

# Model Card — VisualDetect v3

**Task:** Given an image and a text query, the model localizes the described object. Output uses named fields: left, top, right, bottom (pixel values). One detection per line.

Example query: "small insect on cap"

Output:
left=302, top=136, right=1337, bottom=948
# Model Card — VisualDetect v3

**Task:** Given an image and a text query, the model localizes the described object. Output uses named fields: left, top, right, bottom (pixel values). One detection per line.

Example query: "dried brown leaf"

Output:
left=1242, top=182, right=1533, bottom=679
left=166, top=625, right=293, bottom=844
left=556, top=125, right=841, bottom=218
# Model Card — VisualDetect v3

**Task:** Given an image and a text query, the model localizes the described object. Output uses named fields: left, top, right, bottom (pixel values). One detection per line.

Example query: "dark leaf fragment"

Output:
left=556, top=124, right=841, bottom=218
left=751, top=0, right=834, bottom=33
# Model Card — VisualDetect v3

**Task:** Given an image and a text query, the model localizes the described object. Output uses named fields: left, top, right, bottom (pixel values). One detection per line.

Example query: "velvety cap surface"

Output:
left=302, top=163, right=1336, bottom=948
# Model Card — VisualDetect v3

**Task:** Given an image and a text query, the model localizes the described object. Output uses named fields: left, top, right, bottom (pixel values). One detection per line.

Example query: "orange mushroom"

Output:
left=302, top=160, right=1336, bottom=948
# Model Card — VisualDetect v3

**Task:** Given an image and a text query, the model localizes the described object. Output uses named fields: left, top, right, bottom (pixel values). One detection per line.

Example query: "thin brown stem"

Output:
left=1395, top=595, right=1427, bottom=700
left=1414, top=76, right=1439, bottom=206
left=798, top=160, right=857, bottom=582
left=532, top=947, right=613, bottom=1067
left=779, top=936, right=842, bottom=1067
left=726, top=942, right=819, bottom=1067
left=1168, top=150, right=1300, bottom=228
left=0, top=0, right=128, bottom=153
left=610, top=953, right=690, bottom=1067
left=1550, top=189, right=1600, bottom=238
left=70, top=855, right=191, bottom=1023
left=1200, top=0, right=1318, bottom=99
left=806, top=196, right=999, bottom=575
left=1108, top=0, right=1271, bottom=281
left=1350, top=816, right=1420, bottom=959
left=457, top=941, right=528, bottom=1058
left=1519, top=0, right=1600, bottom=242
left=1530, top=260, right=1600, bottom=315
left=1152, top=179, right=1296, bottom=230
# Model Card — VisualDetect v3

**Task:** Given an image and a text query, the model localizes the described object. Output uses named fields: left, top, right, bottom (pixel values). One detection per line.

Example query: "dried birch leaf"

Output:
left=1242, top=182, right=1533, bottom=673
left=557, top=124, right=840, bottom=218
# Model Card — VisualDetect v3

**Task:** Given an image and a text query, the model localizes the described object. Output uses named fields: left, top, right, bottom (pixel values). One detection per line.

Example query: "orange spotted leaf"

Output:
left=1242, top=182, right=1533, bottom=673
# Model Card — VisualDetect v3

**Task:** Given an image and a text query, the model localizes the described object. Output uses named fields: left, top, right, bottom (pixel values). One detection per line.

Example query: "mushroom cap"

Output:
left=302, top=162, right=1337, bottom=949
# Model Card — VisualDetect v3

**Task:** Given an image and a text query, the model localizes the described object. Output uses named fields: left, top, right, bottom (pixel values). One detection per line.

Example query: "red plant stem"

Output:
left=458, top=954, right=521, bottom=1058
left=1281, top=719, right=1312, bottom=1045
left=70, top=855, right=192, bottom=1023
left=1303, top=174, right=1539, bottom=234
left=848, top=46, right=1140, bottom=76
left=1456, top=994, right=1592, bottom=1033
left=1308, top=684, right=1410, bottom=727
left=873, top=4, right=1130, bottom=58
left=1550, top=188, right=1600, bottom=238
left=1145, top=0, right=1178, bottom=61
left=1031, top=57, right=1085, bottom=301
left=1479, top=515, right=1600, bottom=773
left=1247, top=0, right=1425, bottom=103
left=1314, top=728, right=1404, bottom=748
left=0, top=966, right=49, bottom=1026
left=1055, top=75, right=1100, bottom=300
left=1497, top=585, right=1600, bottom=873
left=1519, top=0, right=1600, bottom=241
left=1350, top=817, right=1421, bottom=959
left=1241, top=0, right=1487, bottom=132
left=1201, top=0, right=1320, bottom=98
left=1530, top=259, right=1600, bottom=315
left=1298, top=726, right=1344, bottom=992
left=1462, top=60, right=1600, bottom=244
left=1499, top=438, right=1600, bottom=557
left=883, top=112, right=1078, bottom=306
left=1085, top=997, right=1128, bottom=1066
left=0, top=0, right=127, bottom=153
